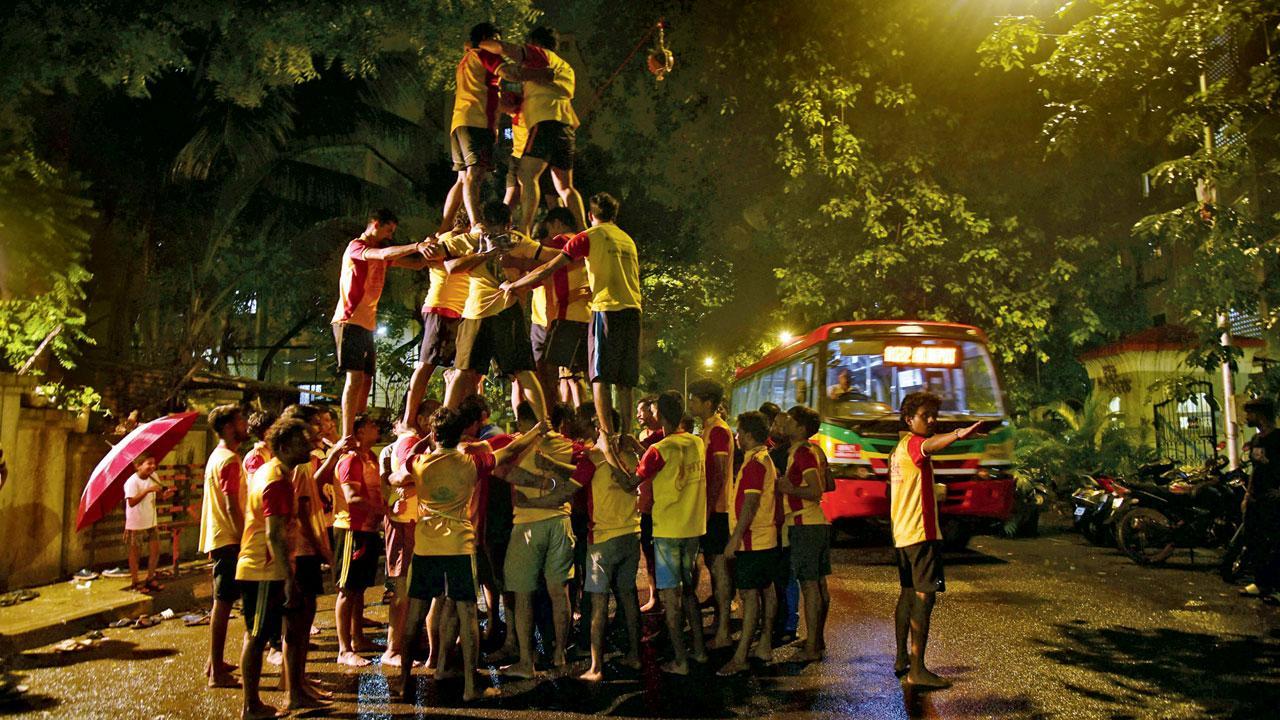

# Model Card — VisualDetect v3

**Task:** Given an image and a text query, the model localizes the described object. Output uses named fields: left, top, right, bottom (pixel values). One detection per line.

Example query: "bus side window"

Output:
left=796, top=358, right=816, bottom=407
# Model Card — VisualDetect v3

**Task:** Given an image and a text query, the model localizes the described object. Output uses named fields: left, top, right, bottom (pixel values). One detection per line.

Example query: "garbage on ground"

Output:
left=0, top=590, right=39, bottom=607
left=100, top=567, right=130, bottom=578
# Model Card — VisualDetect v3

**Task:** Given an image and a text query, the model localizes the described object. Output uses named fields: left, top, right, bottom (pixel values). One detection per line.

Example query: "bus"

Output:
left=731, top=320, right=1015, bottom=547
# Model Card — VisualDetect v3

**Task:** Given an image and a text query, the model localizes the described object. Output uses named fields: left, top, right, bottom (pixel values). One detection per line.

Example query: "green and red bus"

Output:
left=730, top=320, right=1015, bottom=546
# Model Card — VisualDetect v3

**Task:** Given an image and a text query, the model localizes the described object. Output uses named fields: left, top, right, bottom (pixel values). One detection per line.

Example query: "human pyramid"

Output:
left=190, top=21, right=974, bottom=719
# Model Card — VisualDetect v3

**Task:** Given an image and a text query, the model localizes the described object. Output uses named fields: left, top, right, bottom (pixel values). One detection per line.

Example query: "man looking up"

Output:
left=441, top=200, right=549, bottom=421
left=889, top=392, right=981, bottom=689
left=633, top=390, right=707, bottom=675
left=688, top=379, right=735, bottom=649
left=500, top=192, right=641, bottom=465
left=332, top=208, right=434, bottom=437
left=481, top=26, right=585, bottom=233
left=201, top=404, right=248, bottom=689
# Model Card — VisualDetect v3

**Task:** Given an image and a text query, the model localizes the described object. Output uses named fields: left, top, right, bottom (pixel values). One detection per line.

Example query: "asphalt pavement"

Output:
left=4, top=513, right=1278, bottom=719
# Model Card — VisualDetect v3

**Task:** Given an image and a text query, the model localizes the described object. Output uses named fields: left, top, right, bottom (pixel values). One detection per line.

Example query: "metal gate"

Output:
left=1153, top=382, right=1219, bottom=464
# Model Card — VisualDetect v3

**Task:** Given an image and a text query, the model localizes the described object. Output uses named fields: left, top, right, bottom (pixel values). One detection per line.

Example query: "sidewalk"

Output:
left=0, top=560, right=212, bottom=655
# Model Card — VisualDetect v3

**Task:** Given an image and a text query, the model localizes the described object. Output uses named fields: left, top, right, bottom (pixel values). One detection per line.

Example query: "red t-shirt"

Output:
left=704, top=424, right=732, bottom=515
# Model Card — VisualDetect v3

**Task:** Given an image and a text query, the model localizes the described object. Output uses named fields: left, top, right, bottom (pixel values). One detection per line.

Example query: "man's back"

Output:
left=643, top=431, right=707, bottom=539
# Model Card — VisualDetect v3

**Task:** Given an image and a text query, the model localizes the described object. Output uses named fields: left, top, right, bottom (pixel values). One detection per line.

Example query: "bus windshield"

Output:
left=825, top=338, right=1003, bottom=419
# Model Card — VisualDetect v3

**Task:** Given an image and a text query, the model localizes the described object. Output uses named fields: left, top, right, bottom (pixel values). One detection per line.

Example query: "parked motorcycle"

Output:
left=1113, top=457, right=1247, bottom=565
left=1071, top=461, right=1174, bottom=545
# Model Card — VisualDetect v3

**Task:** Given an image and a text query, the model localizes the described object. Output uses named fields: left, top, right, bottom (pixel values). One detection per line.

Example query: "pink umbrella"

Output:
left=76, top=411, right=200, bottom=531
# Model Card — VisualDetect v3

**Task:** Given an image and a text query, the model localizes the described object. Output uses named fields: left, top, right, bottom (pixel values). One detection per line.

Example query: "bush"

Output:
left=1014, top=394, right=1153, bottom=497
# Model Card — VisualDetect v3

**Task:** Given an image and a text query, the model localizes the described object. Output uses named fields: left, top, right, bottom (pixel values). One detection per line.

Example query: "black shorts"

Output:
left=524, top=121, right=575, bottom=170
left=334, top=529, right=380, bottom=591
left=333, top=322, right=376, bottom=374
left=241, top=580, right=285, bottom=645
left=454, top=304, right=536, bottom=376
left=734, top=547, right=779, bottom=591
left=702, top=512, right=730, bottom=556
left=450, top=125, right=496, bottom=171
left=772, top=543, right=794, bottom=590
left=896, top=540, right=946, bottom=593
left=545, top=319, right=588, bottom=373
left=588, top=309, right=640, bottom=387
left=640, top=512, right=654, bottom=549
left=209, top=544, right=241, bottom=602
left=530, top=322, right=549, bottom=365
left=790, top=524, right=833, bottom=581
left=408, top=554, right=477, bottom=602
left=294, top=555, right=325, bottom=597
left=420, top=311, right=460, bottom=368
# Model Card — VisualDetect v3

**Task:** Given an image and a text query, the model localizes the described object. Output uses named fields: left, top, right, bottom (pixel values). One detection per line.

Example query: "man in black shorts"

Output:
left=441, top=200, right=549, bottom=421
left=402, top=221, right=467, bottom=432
left=442, top=23, right=504, bottom=232
left=480, top=27, right=586, bottom=233
left=538, top=208, right=591, bottom=405
left=201, top=405, right=248, bottom=689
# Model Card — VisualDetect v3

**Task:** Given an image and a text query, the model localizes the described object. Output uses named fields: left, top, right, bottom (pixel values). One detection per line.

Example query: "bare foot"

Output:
left=304, top=682, right=333, bottom=702
left=893, top=655, right=910, bottom=679
left=708, top=635, right=733, bottom=650
left=578, top=667, right=604, bottom=682
left=793, top=648, right=824, bottom=663
left=753, top=646, right=774, bottom=664
left=462, top=686, right=501, bottom=702
left=208, top=672, right=240, bottom=689
left=660, top=659, right=689, bottom=676
left=265, top=648, right=283, bottom=666
left=242, top=702, right=283, bottom=720
left=905, top=668, right=951, bottom=689
left=286, top=695, right=332, bottom=711
left=380, top=650, right=403, bottom=668
left=717, top=659, right=748, bottom=677
left=310, top=625, right=321, bottom=636
left=485, top=647, right=516, bottom=664
left=501, top=662, right=536, bottom=679
left=353, top=640, right=380, bottom=654
left=337, top=651, right=372, bottom=667
left=690, top=651, right=709, bottom=664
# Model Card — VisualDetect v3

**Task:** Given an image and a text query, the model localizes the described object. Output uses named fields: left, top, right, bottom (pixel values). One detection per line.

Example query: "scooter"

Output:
left=1113, top=457, right=1247, bottom=565
left=1072, top=475, right=1120, bottom=545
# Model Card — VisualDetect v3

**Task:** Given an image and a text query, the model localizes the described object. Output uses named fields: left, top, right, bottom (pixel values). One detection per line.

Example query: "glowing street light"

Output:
left=703, top=355, right=715, bottom=369
left=778, top=330, right=794, bottom=344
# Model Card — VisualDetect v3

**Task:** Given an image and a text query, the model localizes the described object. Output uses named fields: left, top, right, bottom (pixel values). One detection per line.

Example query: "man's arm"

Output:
left=314, top=437, right=354, bottom=487
left=295, top=496, right=332, bottom=564
left=478, top=39, right=525, bottom=62
left=496, top=61, right=555, bottom=83
left=501, top=253, right=570, bottom=295
left=360, top=240, right=431, bottom=263
left=776, top=457, right=823, bottom=500
left=724, top=494, right=760, bottom=559
left=265, top=514, right=296, bottom=605
left=492, top=423, right=546, bottom=466
left=445, top=247, right=501, bottom=274
left=514, top=478, right=581, bottom=508
left=921, top=422, right=984, bottom=455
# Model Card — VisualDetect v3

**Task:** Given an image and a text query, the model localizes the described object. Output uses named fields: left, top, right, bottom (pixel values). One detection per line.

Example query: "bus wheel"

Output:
left=942, top=519, right=972, bottom=551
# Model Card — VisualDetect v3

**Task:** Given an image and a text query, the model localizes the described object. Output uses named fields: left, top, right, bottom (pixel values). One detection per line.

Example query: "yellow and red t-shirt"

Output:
left=511, top=432, right=576, bottom=525
left=451, top=48, right=505, bottom=133
left=331, top=239, right=388, bottom=330
left=243, top=442, right=270, bottom=477
left=334, top=450, right=382, bottom=532
left=635, top=428, right=665, bottom=514
left=423, top=231, right=471, bottom=319
left=573, top=447, right=640, bottom=545
left=290, top=454, right=330, bottom=558
left=889, top=433, right=942, bottom=547
left=563, top=224, right=641, bottom=312
left=199, top=444, right=244, bottom=554
left=520, top=44, right=579, bottom=128
left=542, top=233, right=590, bottom=323
left=636, top=431, right=706, bottom=539
left=783, top=444, right=829, bottom=527
left=702, top=416, right=735, bottom=515
left=442, top=230, right=544, bottom=319
left=411, top=445, right=496, bottom=556
left=236, top=458, right=295, bottom=582
left=730, top=447, right=778, bottom=552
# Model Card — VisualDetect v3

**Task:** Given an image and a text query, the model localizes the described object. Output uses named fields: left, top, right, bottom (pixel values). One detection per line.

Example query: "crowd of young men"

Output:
left=191, top=19, right=972, bottom=719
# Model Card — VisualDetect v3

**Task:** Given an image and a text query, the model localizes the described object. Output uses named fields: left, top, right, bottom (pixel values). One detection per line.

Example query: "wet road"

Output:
left=6, top=517, right=1280, bottom=719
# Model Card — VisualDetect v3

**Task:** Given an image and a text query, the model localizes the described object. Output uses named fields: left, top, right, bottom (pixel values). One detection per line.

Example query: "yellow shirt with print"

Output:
left=199, top=445, right=244, bottom=554
left=441, top=230, right=544, bottom=320
left=647, top=432, right=707, bottom=539
left=568, top=224, right=642, bottom=312
left=411, top=448, right=484, bottom=556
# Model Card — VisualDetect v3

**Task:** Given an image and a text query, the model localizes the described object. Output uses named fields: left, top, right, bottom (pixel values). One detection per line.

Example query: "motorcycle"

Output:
left=1113, top=456, right=1247, bottom=565
left=1071, top=460, right=1174, bottom=545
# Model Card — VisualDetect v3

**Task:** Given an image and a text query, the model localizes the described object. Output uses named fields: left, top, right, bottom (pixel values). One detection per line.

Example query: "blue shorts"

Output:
left=653, top=536, right=700, bottom=590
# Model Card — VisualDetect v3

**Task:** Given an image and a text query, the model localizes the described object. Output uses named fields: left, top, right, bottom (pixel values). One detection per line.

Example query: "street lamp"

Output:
left=778, top=330, right=794, bottom=344
left=684, top=355, right=715, bottom=400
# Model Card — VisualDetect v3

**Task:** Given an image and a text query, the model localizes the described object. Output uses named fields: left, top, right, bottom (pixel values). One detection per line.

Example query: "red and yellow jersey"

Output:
left=411, top=446, right=495, bottom=556
left=451, top=48, right=505, bottom=133
left=730, top=447, right=778, bottom=551
left=542, top=233, right=590, bottom=323
left=243, top=442, right=270, bottom=477
left=331, top=239, right=389, bottom=330
left=573, top=447, right=640, bottom=545
left=521, top=45, right=578, bottom=128
left=199, top=444, right=244, bottom=554
left=702, top=415, right=735, bottom=515
left=889, top=434, right=942, bottom=547
left=441, top=230, right=544, bottom=320
left=783, top=444, right=829, bottom=527
left=511, top=432, right=576, bottom=524
left=290, top=454, right=329, bottom=558
left=563, top=224, right=641, bottom=312
left=333, top=450, right=382, bottom=532
left=384, top=434, right=420, bottom=524
left=236, top=458, right=294, bottom=582
left=637, top=431, right=706, bottom=539
left=423, top=231, right=470, bottom=318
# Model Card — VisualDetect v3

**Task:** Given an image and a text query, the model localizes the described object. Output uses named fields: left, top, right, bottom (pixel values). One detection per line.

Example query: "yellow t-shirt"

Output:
left=543, top=233, right=590, bottom=323
left=236, top=458, right=294, bottom=582
left=729, top=447, right=779, bottom=552
left=889, top=434, right=943, bottom=548
left=411, top=446, right=494, bottom=556
left=199, top=445, right=244, bottom=554
left=520, top=45, right=579, bottom=128
left=511, top=432, right=576, bottom=525
left=451, top=48, right=504, bottom=133
left=563, top=225, right=642, bottom=312
left=290, top=456, right=330, bottom=558
left=638, top=431, right=706, bottom=539
left=423, top=231, right=470, bottom=318
left=442, top=230, right=544, bottom=320
left=782, top=444, right=830, bottom=527
left=575, top=447, right=640, bottom=545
